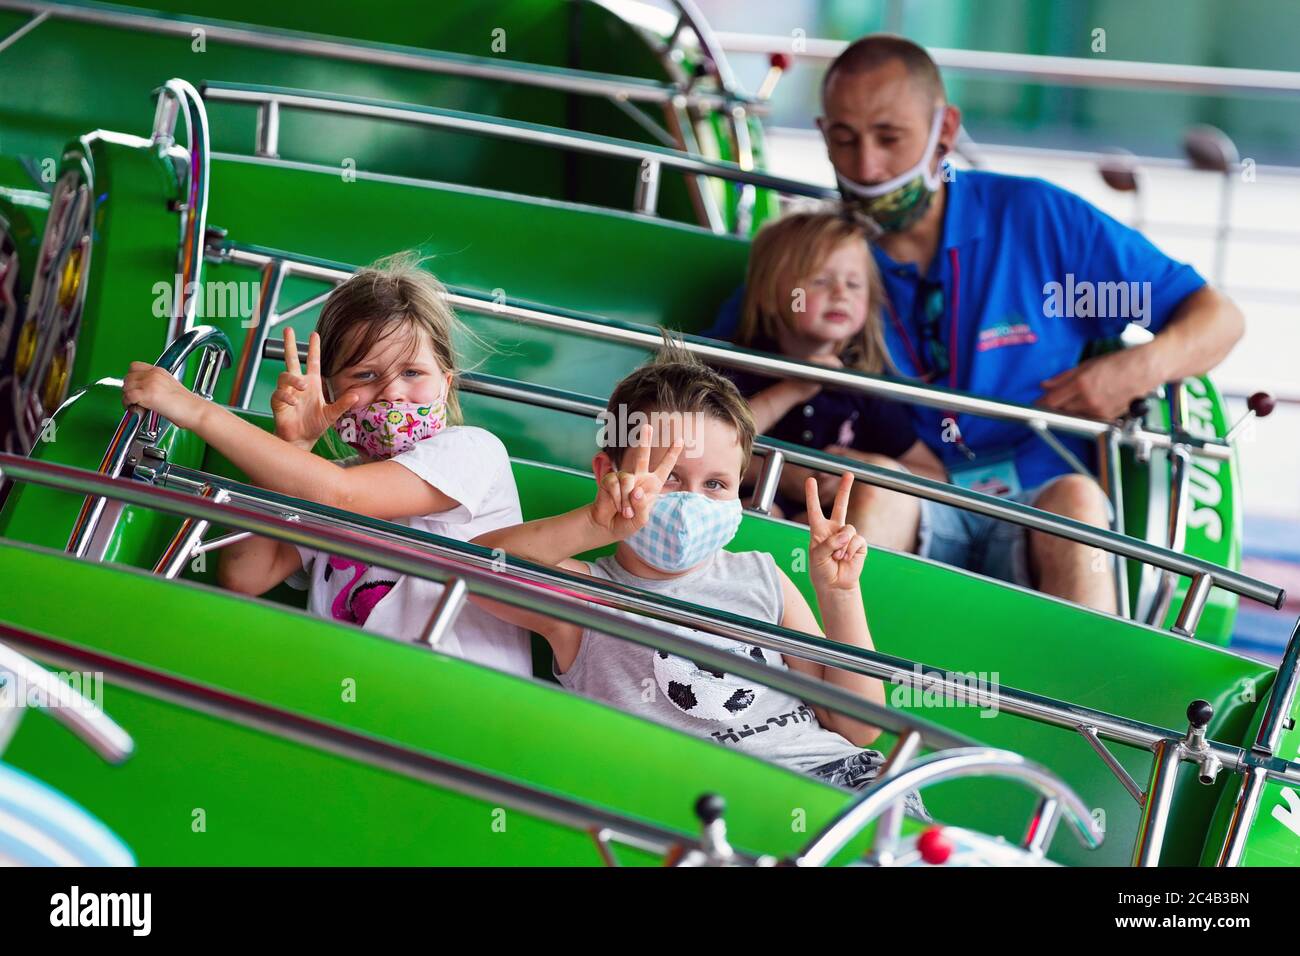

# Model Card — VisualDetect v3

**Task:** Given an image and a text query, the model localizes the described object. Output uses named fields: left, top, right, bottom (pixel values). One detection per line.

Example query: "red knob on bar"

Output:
left=769, top=52, right=792, bottom=71
left=917, top=826, right=953, bottom=865
left=1248, top=392, right=1275, bottom=418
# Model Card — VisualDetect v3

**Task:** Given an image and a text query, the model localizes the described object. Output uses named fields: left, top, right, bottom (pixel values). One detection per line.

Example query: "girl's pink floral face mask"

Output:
left=335, top=398, right=448, bottom=459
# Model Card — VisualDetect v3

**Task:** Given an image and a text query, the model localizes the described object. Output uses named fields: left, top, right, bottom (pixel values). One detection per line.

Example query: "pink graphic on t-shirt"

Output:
left=326, top=555, right=395, bottom=625
left=836, top=417, right=856, bottom=448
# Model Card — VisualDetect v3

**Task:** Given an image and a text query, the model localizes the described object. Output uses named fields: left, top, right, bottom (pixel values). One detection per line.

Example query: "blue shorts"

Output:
left=916, top=476, right=1112, bottom=589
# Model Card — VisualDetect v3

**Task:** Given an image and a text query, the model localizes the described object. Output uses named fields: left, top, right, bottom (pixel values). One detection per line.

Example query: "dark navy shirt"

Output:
left=706, top=169, right=1206, bottom=489
left=717, top=329, right=917, bottom=460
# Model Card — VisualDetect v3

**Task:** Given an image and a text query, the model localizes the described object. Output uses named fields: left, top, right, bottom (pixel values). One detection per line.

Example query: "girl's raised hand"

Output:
left=805, top=471, right=867, bottom=590
left=590, top=424, right=683, bottom=540
left=271, top=328, right=358, bottom=448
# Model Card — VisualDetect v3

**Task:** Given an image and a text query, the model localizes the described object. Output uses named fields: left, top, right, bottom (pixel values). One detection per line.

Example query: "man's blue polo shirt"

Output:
left=705, top=170, right=1206, bottom=489
left=874, top=169, right=1204, bottom=488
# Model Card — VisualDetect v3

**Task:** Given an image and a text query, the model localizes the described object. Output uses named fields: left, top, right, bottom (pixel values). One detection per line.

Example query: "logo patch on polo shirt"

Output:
left=976, top=321, right=1038, bottom=352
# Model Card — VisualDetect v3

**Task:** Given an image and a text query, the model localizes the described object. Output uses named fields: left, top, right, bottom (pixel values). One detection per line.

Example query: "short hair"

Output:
left=737, top=210, right=892, bottom=376
left=601, top=334, right=756, bottom=472
left=822, top=33, right=946, bottom=105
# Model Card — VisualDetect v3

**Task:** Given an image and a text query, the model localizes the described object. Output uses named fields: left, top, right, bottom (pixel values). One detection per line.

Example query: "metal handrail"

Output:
left=715, top=32, right=1300, bottom=98
left=794, top=748, right=1104, bottom=866
left=257, top=333, right=1282, bottom=618
left=1215, top=619, right=1300, bottom=866
left=8, top=444, right=1300, bottom=869
left=150, top=78, right=210, bottom=344
left=0, top=621, right=758, bottom=868
left=200, top=81, right=833, bottom=217
left=160, top=450, right=1288, bottom=775
left=6, top=451, right=979, bottom=755
left=214, top=240, right=1238, bottom=468
left=0, top=640, right=133, bottom=763
left=0, top=0, right=751, bottom=111
left=64, top=324, right=230, bottom=559
left=1145, top=382, right=1191, bottom=626
left=17, top=440, right=1300, bottom=799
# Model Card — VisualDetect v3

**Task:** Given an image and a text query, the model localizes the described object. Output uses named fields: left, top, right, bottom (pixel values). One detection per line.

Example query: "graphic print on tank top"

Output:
left=652, top=631, right=776, bottom=721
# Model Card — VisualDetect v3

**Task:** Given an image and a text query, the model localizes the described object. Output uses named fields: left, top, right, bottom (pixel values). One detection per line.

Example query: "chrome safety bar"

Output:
left=150, top=78, right=211, bottom=345
left=199, top=81, right=832, bottom=223
left=64, top=325, right=230, bottom=559
left=214, top=241, right=1238, bottom=468
left=794, top=748, right=1104, bottom=866
left=715, top=32, right=1300, bottom=98
left=7, top=450, right=1300, bottom=866
left=0, top=639, right=133, bottom=763
left=0, top=0, right=751, bottom=111
left=1215, top=619, right=1300, bottom=866
left=15, top=444, right=1300, bottom=798
left=291, top=353, right=1277, bottom=621
left=0, top=621, right=755, bottom=867
left=6, top=452, right=978, bottom=756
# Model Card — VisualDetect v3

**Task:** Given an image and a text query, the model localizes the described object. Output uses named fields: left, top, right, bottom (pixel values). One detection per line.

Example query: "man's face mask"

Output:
left=836, top=105, right=947, bottom=235
left=626, top=492, right=744, bottom=573
left=336, top=397, right=448, bottom=459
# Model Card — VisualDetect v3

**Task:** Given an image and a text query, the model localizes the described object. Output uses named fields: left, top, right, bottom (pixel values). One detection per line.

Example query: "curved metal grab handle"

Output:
left=66, top=324, right=231, bottom=558
left=794, top=747, right=1103, bottom=867
left=151, top=77, right=211, bottom=347
left=0, top=642, right=133, bottom=763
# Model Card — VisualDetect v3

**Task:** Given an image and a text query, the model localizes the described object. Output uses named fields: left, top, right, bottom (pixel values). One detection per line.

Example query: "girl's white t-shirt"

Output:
left=285, top=425, right=532, bottom=677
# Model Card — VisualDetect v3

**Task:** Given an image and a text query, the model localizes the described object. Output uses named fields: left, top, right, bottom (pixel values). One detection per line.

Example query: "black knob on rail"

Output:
left=695, top=793, right=725, bottom=825
left=1187, top=699, right=1214, bottom=729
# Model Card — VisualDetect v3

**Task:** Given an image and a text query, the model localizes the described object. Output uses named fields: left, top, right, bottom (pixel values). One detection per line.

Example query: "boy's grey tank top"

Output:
left=556, top=549, right=864, bottom=773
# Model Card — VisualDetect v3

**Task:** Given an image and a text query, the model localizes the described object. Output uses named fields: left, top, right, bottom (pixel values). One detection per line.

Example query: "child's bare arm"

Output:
left=778, top=473, right=884, bottom=746
left=471, top=427, right=684, bottom=673
left=745, top=353, right=844, bottom=433
left=748, top=379, right=818, bottom=433
left=122, top=362, right=459, bottom=521
left=216, top=536, right=303, bottom=595
left=470, top=508, right=608, bottom=670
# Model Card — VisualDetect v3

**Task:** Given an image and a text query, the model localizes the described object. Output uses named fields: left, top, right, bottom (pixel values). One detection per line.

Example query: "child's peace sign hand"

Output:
left=590, top=424, right=684, bottom=540
left=805, top=471, right=867, bottom=590
left=271, top=328, right=358, bottom=448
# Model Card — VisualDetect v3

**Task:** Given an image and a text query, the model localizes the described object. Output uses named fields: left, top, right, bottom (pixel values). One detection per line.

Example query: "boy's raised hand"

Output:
left=271, top=328, right=358, bottom=449
left=805, top=471, right=867, bottom=590
left=590, top=424, right=683, bottom=540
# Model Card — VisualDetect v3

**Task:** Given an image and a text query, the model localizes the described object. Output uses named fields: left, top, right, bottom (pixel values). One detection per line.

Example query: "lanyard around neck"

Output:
left=882, top=246, right=973, bottom=458
left=883, top=246, right=961, bottom=391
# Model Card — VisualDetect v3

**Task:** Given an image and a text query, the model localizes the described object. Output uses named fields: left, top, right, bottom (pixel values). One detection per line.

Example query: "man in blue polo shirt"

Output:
left=708, top=35, right=1243, bottom=613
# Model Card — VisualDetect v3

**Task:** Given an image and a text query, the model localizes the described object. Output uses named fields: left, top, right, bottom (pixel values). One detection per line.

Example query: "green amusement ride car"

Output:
left=0, top=0, right=1296, bottom=868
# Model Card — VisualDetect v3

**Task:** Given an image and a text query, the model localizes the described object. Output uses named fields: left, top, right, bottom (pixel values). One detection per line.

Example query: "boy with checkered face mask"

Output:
left=475, top=342, right=927, bottom=814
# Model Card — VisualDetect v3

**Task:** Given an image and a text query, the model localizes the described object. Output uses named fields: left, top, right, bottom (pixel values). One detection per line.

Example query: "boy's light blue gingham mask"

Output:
left=626, top=493, right=744, bottom=573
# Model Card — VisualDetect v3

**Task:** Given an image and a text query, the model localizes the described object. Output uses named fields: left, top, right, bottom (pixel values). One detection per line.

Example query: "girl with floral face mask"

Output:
left=120, top=252, right=531, bottom=677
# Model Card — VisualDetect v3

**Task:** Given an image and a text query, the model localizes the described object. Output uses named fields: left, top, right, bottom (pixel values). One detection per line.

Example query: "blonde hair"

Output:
left=316, top=251, right=482, bottom=457
left=736, top=211, right=891, bottom=375
left=603, top=331, right=757, bottom=473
